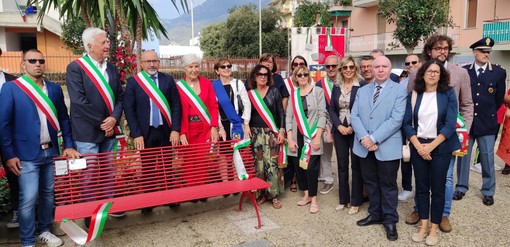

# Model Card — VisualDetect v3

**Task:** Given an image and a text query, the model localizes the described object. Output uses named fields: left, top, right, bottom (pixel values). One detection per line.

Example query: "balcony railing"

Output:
left=348, top=26, right=460, bottom=54
left=483, top=19, right=510, bottom=43
left=352, top=0, right=379, bottom=8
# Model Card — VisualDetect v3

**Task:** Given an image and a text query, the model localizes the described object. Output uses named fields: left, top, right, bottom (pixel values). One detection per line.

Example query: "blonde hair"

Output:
left=291, top=66, right=312, bottom=87
left=336, top=55, right=361, bottom=86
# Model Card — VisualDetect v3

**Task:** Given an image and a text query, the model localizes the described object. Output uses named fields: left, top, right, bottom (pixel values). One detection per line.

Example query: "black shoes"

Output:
left=452, top=191, right=465, bottom=200
left=141, top=207, right=154, bottom=214
left=483, top=195, right=494, bottom=206
left=502, top=164, right=510, bottom=175
left=383, top=224, right=398, bottom=241
left=356, top=215, right=383, bottom=226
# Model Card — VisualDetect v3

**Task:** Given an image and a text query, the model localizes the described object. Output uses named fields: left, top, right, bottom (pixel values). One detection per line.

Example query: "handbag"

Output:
left=402, top=90, right=418, bottom=162
left=323, top=124, right=334, bottom=143
left=235, top=79, right=244, bottom=115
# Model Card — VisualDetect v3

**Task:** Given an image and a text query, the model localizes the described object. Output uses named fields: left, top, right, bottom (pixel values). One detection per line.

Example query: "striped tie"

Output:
left=373, top=85, right=382, bottom=104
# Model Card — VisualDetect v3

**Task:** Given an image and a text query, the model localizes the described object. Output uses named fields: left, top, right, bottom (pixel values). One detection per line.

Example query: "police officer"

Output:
left=454, top=37, right=507, bottom=206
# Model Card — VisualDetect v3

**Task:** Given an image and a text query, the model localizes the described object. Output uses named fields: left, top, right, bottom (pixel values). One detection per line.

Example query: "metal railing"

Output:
left=483, top=18, right=510, bottom=43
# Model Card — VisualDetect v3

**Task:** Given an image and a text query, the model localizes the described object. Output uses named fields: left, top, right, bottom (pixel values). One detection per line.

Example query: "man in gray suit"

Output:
left=351, top=56, right=407, bottom=241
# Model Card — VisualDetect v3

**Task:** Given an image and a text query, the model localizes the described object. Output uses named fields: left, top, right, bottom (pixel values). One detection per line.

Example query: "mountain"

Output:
left=160, top=0, right=270, bottom=45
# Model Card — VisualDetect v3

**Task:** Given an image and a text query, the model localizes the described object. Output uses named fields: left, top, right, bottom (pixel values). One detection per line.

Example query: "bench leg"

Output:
left=238, top=191, right=262, bottom=229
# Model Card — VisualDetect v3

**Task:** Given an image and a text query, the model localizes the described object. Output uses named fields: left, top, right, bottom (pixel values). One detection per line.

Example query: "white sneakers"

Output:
left=398, top=190, right=413, bottom=201
left=36, top=231, right=63, bottom=247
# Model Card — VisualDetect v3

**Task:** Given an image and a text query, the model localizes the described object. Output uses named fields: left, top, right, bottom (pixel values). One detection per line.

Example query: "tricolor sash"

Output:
left=233, top=139, right=251, bottom=180
left=60, top=202, right=112, bottom=245
left=452, top=113, right=469, bottom=157
left=284, top=77, right=295, bottom=95
left=291, top=88, right=318, bottom=169
left=322, top=77, right=334, bottom=105
left=133, top=71, right=172, bottom=126
left=177, top=79, right=212, bottom=125
left=248, top=89, right=288, bottom=167
left=76, top=56, right=125, bottom=150
left=13, top=76, right=63, bottom=154
left=76, top=56, right=115, bottom=114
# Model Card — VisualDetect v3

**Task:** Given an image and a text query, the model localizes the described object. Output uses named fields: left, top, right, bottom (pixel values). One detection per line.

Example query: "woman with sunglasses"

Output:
left=286, top=66, right=327, bottom=214
left=248, top=64, right=286, bottom=209
left=329, top=55, right=364, bottom=215
left=285, top=55, right=309, bottom=193
left=212, top=58, right=251, bottom=140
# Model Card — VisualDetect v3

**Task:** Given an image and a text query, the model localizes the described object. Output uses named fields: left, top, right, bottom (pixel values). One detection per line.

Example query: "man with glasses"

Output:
left=315, top=55, right=339, bottom=194
left=397, top=54, right=422, bottom=202
left=454, top=37, right=506, bottom=206
left=0, top=49, right=80, bottom=247
left=123, top=50, right=182, bottom=213
left=405, top=34, right=473, bottom=233
left=359, top=56, right=375, bottom=83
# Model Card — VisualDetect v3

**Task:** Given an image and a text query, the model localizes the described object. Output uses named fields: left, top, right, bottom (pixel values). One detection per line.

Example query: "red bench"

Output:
left=53, top=141, right=270, bottom=228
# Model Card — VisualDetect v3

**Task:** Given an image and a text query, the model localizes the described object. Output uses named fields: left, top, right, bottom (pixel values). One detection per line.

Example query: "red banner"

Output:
left=317, top=27, right=345, bottom=64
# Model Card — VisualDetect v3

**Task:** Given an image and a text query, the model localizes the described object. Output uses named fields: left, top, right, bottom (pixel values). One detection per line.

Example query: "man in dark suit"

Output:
left=66, top=27, right=125, bottom=220
left=123, top=50, right=182, bottom=213
left=351, top=56, right=407, bottom=241
left=455, top=37, right=506, bottom=206
left=0, top=47, right=20, bottom=229
left=0, top=49, right=80, bottom=247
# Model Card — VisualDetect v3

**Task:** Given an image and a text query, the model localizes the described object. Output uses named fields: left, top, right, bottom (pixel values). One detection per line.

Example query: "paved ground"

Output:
left=1, top=88, right=510, bottom=246
left=2, top=151, right=510, bottom=246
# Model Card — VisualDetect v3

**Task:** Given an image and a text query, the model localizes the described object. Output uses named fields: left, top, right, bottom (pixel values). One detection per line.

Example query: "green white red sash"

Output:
left=452, top=113, right=469, bottom=157
left=133, top=71, right=172, bottom=126
left=284, top=77, right=295, bottom=95
left=323, top=77, right=333, bottom=105
left=76, top=56, right=115, bottom=114
left=248, top=89, right=288, bottom=166
left=176, top=79, right=211, bottom=125
left=76, top=55, right=125, bottom=151
left=291, top=88, right=318, bottom=169
left=13, top=76, right=63, bottom=154
left=59, top=201, right=112, bottom=245
left=233, top=139, right=251, bottom=180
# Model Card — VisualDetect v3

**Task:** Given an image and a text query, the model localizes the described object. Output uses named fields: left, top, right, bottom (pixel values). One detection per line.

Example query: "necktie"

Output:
left=151, top=76, right=161, bottom=127
left=373, top=85, right=382, bottom=104
left=477, top=68, right=484, bottom=80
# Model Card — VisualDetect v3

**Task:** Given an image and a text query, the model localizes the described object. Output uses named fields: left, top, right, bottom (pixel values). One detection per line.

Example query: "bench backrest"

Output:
left=53, top=140, right=255, bottom=206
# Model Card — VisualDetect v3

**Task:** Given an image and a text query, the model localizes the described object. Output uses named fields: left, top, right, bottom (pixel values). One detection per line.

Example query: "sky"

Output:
left=148, top=0, right=207, bottom=20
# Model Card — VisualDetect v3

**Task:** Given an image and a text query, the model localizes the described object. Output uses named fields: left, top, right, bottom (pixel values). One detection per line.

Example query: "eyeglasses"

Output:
left=219, top=64, right=233, bottom=69
left=432, top=47, right=449, bottom=53
left=142, top=60, right=160, bottom=64
left=342, top=65, right=355, bottom=70
left=292, top=62, right=306, bottom=67
left=425, top=70, right=440, bottom=76
left=405, top=61, right=418, bottom=66
left=296, top=73, right=309, bottom=78
left=24, top=59, right=46, bottom=65
left=256, top=72, right=269, bottom=78
left=360, top=65, right=372, bottom=70
left=325, top=64, right=338, bottom=69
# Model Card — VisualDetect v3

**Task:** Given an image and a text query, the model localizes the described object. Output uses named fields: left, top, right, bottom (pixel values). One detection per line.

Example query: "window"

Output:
left=466, top=0, right=477, bottom=28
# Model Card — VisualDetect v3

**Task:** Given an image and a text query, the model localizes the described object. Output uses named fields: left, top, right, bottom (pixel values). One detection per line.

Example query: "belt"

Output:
left=417, top=137, right=434, bottom=143
left=40, top=142, right=53, bottom=150
left=188, top=116, right=202, bottom=122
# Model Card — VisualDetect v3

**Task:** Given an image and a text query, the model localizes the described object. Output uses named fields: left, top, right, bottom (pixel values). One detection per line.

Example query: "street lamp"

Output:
left=259, top=0, right=262, bottom=57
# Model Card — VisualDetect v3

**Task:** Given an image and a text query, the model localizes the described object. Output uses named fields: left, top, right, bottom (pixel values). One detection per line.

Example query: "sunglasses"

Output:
left=342, top=65, right=355, bottom=70
left=292, top=62, right=306, bottom=67
left=325, top=64, right=338, bottom=69
left=24, top=59, right=46, bottom=65
left=296, top=73, right=309, bottom=78
left=256, top=72, right=269, bottom=78
left=220, top=64, right=232, bottom=69
left=405, top=61, right=418, bottom=66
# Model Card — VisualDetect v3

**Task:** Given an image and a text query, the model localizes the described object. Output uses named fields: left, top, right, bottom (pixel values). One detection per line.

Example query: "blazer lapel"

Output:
left=371, top=81, right=393, bottom=112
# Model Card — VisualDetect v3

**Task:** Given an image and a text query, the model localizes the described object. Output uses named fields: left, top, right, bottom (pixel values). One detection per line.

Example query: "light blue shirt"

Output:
left=149, top=73, right=163, bottom=127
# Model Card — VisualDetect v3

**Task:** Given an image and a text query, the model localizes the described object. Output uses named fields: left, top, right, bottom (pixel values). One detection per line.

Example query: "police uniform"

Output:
left=455, top=37, right=507, bottom=205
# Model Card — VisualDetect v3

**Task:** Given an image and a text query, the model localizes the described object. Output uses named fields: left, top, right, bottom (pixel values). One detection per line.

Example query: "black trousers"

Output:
left=292, top=132, right=320, bottom=197
left=333, top=131, right=363, bottom=206
left=359, top=151, right=399, bottom=224
left=2, top=162, right=19, bottom=210
left=411, top=144, right=451, bottom=224
left=140, top=127, right=171, bottom=192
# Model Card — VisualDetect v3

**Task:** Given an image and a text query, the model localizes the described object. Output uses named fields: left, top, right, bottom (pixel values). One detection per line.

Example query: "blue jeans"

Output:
left=443, top=156, right=456, bottom=217
left=456, top=135, right=496, bottom=196
left=75, top=139, right=117, bottom=202
left=18, top=147, right=59, bottom=246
